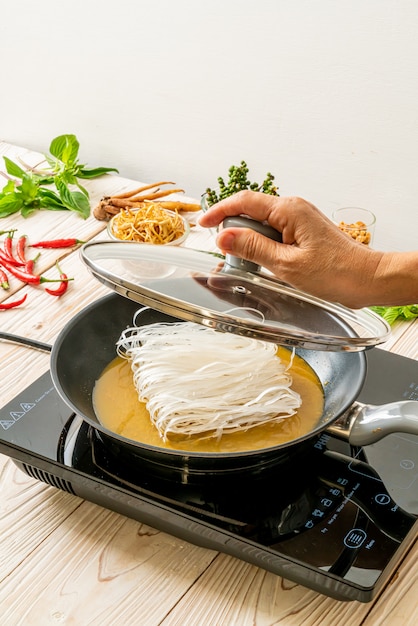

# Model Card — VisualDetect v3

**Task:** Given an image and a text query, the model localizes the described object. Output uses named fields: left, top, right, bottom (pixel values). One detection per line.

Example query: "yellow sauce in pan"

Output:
left=93, top=347, right=324, bottom=453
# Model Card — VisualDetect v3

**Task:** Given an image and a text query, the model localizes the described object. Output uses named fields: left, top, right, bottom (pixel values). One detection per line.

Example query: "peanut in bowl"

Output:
left=332, top=207, right=376, bottom=246
left=337, top=220, right=371, bottom=245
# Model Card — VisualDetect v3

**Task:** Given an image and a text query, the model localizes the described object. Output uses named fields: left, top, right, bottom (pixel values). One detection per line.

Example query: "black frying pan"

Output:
left=50, top=292, right=370, bottom=475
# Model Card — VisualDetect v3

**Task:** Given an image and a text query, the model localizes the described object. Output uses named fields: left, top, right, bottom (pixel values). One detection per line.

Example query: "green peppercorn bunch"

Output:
left=205, top=161, right=279, bottom=207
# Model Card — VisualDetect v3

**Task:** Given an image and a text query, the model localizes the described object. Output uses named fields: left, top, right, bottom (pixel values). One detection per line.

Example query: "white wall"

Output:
left=1, top=0, right=417, bottom=252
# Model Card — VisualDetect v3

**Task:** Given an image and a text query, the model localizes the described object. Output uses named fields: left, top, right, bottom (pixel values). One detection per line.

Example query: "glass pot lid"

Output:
left=80, top=241, right=391, bottom=352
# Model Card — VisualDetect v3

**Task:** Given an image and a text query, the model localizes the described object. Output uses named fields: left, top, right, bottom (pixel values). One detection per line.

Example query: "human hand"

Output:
left=199, top=191, right=384, bottom=308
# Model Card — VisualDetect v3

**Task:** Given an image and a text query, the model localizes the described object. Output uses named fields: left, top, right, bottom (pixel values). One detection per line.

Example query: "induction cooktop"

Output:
left=0, top=347, right=417, bottom=602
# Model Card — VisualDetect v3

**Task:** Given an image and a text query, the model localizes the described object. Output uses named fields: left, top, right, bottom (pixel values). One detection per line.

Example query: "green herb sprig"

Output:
left=0, top=134, right=118, bottom=219
left=370, top=305, right=418, bottom=325
left=205, top=161, right=279, bottom=207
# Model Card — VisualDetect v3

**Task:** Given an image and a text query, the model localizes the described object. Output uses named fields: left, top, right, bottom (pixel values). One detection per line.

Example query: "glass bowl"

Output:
left=332, top=207, right=376, bottom=246
left=107, top=208, right=190, bottom=246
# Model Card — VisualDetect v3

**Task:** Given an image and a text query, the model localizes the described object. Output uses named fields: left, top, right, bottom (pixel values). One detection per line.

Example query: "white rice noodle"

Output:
left=116, top=322, right=302, bottom=441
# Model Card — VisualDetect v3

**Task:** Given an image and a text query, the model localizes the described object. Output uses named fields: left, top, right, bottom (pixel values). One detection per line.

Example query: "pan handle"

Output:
left=0, top=331, right=52, bottom=353
left=328, top=401, right=418, bottom=446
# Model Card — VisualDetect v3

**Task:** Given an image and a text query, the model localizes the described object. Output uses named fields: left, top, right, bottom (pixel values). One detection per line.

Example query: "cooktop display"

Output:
left=0, top=347, right=417, bottom=602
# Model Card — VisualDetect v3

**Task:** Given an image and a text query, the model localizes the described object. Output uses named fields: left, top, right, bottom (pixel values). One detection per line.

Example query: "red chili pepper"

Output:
left=0, top=268, right=9, bottom=290
left=0, top=258, right=72, bottom=286
left=0, top=259, right=42, bottom=283
left=3, top=231, right=19, bottom=263
left=24, top=252, right=40, bottom=275
left=0, top=293, right=27, bottom=310
left=16, top=235, right=27, bottom=263
left=30, top=238, right=84, bottom=249
left=0, top=248, right=24, bottom=267
left=45, top=262, right=69, bottom=297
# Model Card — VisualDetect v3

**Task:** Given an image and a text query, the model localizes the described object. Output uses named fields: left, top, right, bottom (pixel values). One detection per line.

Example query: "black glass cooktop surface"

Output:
left=0, top=347, right=417, bottom=602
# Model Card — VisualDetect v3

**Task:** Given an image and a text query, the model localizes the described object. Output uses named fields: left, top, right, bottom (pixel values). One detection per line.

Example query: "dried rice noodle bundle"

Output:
left=117, top=322, right=302, bottom=441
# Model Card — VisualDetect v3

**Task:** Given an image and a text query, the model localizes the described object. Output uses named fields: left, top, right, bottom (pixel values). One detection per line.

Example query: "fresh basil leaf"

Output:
left=370, top=305, right=418, bottom=325
left=65, top=190, right=90, bottom=218
left=370, top=306, right=398, bottom=324
left=77, top=166, right=119, bottom=179
left=401, top=305, right=418, bottom=320
left=57, top=171, right=89, bottom=199
left=38, top=188, right=67, bottom=210
left=0, top=179, right=16, bottom=195
left=75, top=180, right=89, bottom=197
left=20, top=205, right=37, bottom=218
left=18, top=174, right=40, bottom=201
left=57, top=170, right=78, bottom=186
left=383, top=307, right=402, bottom=325
left=56, top=180, right=90, bottom=218
left=49, top=134, right=79, bottom=166
left=36, top=175, right=56, bottom=185
left=44, top=154, right=61, bottom=171
left=3, top=156, right=26, bottom=178
left=0, top=194, right=24, bottom=217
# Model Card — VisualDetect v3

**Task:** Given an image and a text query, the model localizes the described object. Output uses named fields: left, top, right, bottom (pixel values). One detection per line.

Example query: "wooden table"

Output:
left=0, top=142, right=417, bottom=625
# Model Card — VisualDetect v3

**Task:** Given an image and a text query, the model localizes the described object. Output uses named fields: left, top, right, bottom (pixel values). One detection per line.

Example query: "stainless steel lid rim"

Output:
left=81, top=241, right=391, bottom=351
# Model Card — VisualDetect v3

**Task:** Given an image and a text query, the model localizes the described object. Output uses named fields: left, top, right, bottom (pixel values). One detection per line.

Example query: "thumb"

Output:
left=216, top=227, right=284, bottom=271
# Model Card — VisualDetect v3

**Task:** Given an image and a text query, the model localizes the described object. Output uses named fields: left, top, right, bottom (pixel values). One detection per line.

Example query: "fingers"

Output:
left=199, top=191, right=322, bottom=238
left=199, top=191, right=280, bottom=228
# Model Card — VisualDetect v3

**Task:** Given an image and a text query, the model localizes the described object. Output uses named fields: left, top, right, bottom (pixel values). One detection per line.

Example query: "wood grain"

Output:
left=0, top=498, right=216, bottom=625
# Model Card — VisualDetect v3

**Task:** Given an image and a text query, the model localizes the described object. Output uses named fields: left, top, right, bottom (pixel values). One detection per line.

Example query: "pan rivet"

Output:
left=232, top=285, right=248, bottom=295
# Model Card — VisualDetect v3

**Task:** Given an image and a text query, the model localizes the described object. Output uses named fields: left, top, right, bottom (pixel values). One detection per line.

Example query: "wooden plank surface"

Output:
left=0, top=142, right=417, bottom=625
